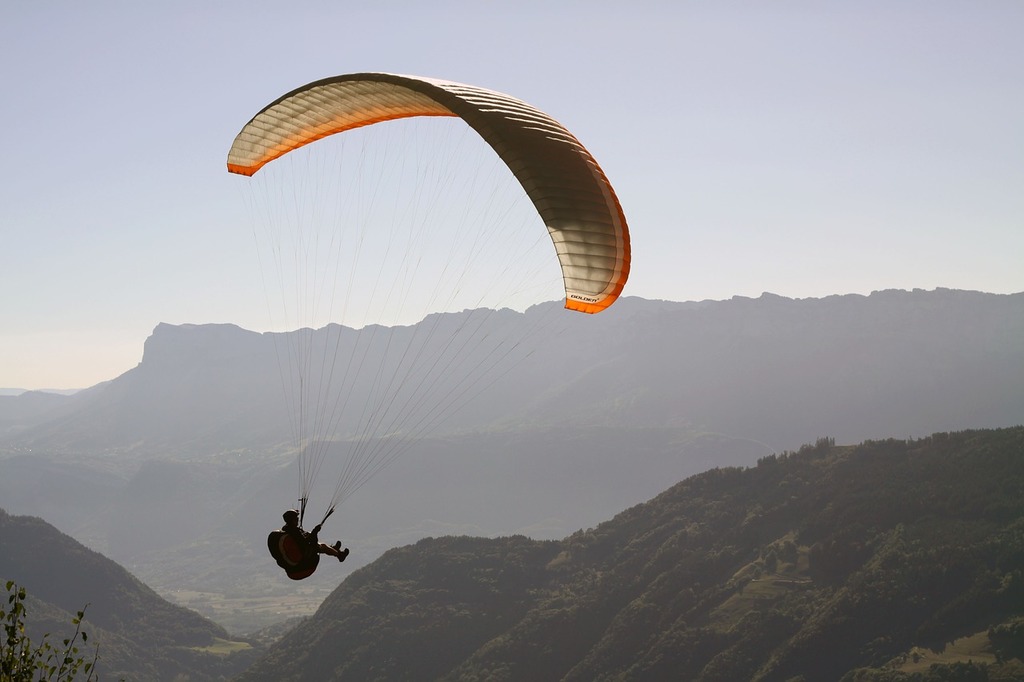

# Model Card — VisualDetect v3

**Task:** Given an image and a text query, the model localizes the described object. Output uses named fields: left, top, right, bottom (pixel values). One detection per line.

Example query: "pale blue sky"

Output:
left=2, top=2, right=1022, bottom=390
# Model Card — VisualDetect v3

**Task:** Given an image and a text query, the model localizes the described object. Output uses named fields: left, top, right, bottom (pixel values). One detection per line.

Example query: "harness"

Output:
left=267, top=529, right=320, bottom=580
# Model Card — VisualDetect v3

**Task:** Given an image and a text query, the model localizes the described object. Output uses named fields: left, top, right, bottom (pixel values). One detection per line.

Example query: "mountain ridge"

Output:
left=1, top=288, right=1021, bottom=635
left=4, top=289, right=1021, bottom=455
left=0, top=507, right=258, bottom=681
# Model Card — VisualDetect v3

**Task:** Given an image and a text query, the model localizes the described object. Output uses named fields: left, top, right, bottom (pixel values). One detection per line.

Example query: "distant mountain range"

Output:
left=5, top=289, right=1022, bottom=454
left=0, top=388, right=81, bottom=396
left=1, top=289, right=1022, bottom=634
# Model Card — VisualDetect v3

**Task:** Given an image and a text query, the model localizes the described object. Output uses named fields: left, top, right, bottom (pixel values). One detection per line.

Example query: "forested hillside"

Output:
left=0, top=509, right=258, bottom=681
left=238, top=428, right=1024, bottom=681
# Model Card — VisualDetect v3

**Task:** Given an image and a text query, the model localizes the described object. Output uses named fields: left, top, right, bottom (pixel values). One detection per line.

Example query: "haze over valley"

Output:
left=2, top=289, right=1021, bottom=639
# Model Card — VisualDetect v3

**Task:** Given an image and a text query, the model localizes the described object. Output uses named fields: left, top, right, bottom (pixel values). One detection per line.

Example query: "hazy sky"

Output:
left=2, top=2, right=1022, bottom=390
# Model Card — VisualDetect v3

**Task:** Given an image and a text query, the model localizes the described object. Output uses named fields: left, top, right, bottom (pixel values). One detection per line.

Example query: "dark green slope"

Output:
left=238, top=428, right=1024, bottom=681
left=256, top=535, right=564, bottom=681
left=0, top=509, right=258, bottom=681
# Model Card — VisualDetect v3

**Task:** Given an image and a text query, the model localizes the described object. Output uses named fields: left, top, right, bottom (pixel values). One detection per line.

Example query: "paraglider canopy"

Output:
left=227, top=72, right=630, bottom=313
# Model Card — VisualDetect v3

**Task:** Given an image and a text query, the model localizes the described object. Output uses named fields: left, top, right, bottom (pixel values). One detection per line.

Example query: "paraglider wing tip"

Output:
left=227, top=162, right=258, bottom=177
left=565, top=295, right=616, bottom=314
